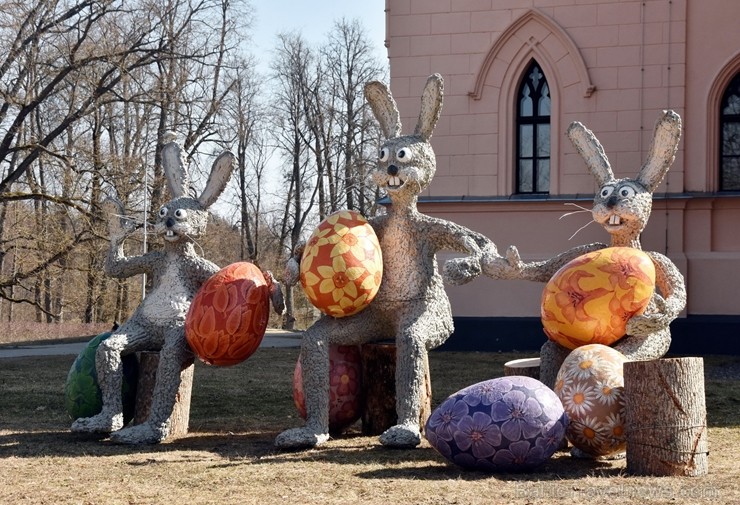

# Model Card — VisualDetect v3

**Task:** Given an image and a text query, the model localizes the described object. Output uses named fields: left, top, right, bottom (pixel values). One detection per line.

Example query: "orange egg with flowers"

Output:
left=300, top=210, right=383, bottom=318
left=541, top=247, right=655, bottom=349
left=185, top=262, right=270, bottom=366
left=293, top=344, right=363, bottom=433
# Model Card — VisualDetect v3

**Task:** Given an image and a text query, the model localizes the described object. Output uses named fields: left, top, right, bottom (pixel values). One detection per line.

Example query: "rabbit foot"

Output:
left=110, top=422, right=167, bottom=445
left=379, top=424, right=421, bottom=448
left=274, top=427, right=329, bottom=449
left=71, top=412, right=124, bottom=434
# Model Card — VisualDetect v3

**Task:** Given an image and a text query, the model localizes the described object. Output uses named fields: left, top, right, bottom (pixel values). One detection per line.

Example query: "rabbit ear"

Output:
left=637, top=110, right=681, bottom=192
left=567, top=121, right=614, bottom=186
left=198, top=150, right=234, bottom=209
left=414, top=73, right=444, bottom=141
left=161, top=133, right=189, bottom=198
left=364, top=80, right=402, bottom=139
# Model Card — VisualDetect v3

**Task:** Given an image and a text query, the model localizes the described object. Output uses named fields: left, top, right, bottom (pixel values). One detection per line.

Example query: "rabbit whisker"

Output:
left=568, top=219, right=597, bottom=241
left=559, top=209, right=591, bottom=220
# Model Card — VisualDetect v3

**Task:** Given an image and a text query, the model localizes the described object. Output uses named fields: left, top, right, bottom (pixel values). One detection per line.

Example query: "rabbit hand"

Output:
left=626, top=294, right=672, bottom=336
left=481, top=245, right=525, bottom=280
left=102, top=197, right=135, bottom=241
left=443, top=255, right=482, bottom=286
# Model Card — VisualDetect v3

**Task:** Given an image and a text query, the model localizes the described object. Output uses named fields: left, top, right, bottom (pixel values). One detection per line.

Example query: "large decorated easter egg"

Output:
left=541, top=247, right=655, bottom=349
left=300, top=210, right=382, bottom=318
left=65, top=332, right=138, bottom=423
left=293, top=344, right=363, bottom=433
left=425, top=376, right=567, bottom=472
left=555, top=344, right=627, bottom=456
left=185, top=262, right=270, bottom=366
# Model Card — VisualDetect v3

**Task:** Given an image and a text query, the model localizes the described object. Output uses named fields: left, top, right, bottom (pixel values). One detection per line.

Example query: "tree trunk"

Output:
left=360, top=342, right=432, bottom=436
left=134, top=351, right=195, bottom=440
left=504, top=357, right=541, bottom=380
left=624, top=358, right=709, bottom=477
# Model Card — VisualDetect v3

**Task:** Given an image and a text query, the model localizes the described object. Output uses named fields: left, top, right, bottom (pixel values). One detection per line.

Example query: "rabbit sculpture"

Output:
left=275, top=74, right=502, bottom=449
left=71, top=134, right=280, bottom=444
left=491, top=111, right=687, bottom=389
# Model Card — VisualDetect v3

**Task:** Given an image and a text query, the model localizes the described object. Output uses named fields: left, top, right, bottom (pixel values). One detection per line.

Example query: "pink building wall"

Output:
left=384, top=0, right=740, bottom=321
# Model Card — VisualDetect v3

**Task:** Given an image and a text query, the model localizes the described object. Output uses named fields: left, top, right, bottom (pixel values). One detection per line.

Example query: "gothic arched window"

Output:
left=516, top=61, right=551, bottom=194
left=720, top=72, right=740, bottom=191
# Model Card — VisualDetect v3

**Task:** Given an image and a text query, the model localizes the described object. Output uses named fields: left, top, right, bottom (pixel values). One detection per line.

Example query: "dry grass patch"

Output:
left=1, top=349, right=739, bottom=504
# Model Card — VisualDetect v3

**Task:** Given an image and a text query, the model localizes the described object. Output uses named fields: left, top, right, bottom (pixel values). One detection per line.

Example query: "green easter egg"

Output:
left=64, top=332, right=139, bottom=424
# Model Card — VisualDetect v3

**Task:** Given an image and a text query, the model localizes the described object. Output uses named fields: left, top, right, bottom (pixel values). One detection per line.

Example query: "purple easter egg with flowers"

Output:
left=425, top=376, right=568, bottom=472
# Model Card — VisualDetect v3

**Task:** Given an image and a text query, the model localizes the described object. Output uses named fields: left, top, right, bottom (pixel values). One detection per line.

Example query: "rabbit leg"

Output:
left=379, top=305, right=453, bottom=448
left=71, top=320, right=152, bottom=434
left=539, top=340, right=571, bottom=390
left=275, top=311, right=383, bottom=449
left=110, top=325, right=189, bottom=444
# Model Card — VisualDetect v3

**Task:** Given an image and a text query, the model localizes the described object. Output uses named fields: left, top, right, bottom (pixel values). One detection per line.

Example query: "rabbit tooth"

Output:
left=609, top=215, right=621, bottom=225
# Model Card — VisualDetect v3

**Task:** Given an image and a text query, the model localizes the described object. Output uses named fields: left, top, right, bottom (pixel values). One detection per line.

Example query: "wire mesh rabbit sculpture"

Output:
left=489, top=111, right=687, bottom=388
left=275, top=74, right=502, bottom=449
left=71, top=134, right=236, bottom=444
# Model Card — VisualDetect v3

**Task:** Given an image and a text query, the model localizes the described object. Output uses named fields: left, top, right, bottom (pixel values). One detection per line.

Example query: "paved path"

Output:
left=0, top=329, right=302, bottom=359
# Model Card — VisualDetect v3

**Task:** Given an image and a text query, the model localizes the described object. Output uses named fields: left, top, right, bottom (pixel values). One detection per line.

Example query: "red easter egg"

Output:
left=300, top=210, right=383, bottom=318
left=292, top=344, right=363, bottom=433
left=185, top=262, right=270, bottom=366
left=541, top=247, right=656, bottom=349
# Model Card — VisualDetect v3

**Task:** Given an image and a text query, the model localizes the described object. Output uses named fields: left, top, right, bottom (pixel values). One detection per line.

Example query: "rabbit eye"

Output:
left=158, top=207, right=168, bottom=218
left=619, top=187, right=636, bottom=198
left=600, top=186, right=615, bottom=198
left=396, top=148, right=412, bottom=161
left=379, top=147, right=390, bottom=163
left=174, top=209, right=187, bottom=220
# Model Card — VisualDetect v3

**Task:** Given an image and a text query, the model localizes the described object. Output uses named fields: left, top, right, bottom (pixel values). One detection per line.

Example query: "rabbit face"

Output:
left=372, top=136, right=436, bottom=200
left=592, top=180, right=652, bottom=240
left=154, top=197, right=209, bottom=243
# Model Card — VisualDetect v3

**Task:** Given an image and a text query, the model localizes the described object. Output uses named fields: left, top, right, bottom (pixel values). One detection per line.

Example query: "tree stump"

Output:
left=624, top=358, right=708, bottom=477
left=134, top=351, right=195, bottom=440
left=504, top=357, right=541, bottom=380
left=360, top=342, right=432, bottom=436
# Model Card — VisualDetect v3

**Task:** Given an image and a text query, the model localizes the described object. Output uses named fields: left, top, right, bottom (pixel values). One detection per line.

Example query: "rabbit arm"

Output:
left=105, top=243, right=157, bottom=279
left=425, top=218, right=495, bottom=285
left=486, top=243, right=606, bottom=283
left=626, top=251, right=686, bottom=336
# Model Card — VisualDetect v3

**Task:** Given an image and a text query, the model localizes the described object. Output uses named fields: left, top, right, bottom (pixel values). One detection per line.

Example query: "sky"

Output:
left=248, top=0, right=388, bottom=72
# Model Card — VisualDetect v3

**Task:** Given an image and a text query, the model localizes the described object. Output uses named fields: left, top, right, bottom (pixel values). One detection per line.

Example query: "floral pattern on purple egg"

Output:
left=425, top=376, right=567, bottom=472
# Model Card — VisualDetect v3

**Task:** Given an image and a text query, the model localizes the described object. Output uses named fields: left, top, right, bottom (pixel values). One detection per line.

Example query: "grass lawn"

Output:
left=1, top=348, right=739, bottom=504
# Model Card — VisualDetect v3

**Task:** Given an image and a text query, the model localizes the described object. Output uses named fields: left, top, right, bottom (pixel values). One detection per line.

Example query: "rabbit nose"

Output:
left=606, top=195, right=619, bottom=208
left=387, top=165, right=399, bottom=176
left=166, top=217, right=175, bottom=228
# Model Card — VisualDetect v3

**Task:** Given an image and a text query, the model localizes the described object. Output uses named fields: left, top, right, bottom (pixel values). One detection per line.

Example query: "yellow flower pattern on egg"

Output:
left=300, top=210, right=383, bottom=318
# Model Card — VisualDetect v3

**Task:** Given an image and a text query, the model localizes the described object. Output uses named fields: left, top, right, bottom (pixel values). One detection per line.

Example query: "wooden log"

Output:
left=504, top=357, right=541, bottom=379
left=133, top=351, right=195, bottom=440
left=360, top=342, right=432, bottom=436
left=624, top=357, right=708, bottom=477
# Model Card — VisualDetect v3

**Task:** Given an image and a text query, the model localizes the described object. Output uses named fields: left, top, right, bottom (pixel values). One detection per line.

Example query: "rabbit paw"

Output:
left=379, top=424, right=422, bottom=448
left=102, top=197, right=135, bottom=240
left=481, top=245, right=524, bottom=280
left=274, top=427, right=329, bottom=449
left=443, top=256, right=481, bottom=285
left=626, top=313, right=670, bottom=337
